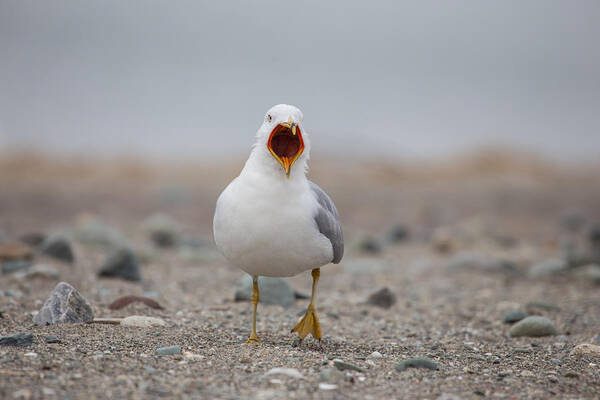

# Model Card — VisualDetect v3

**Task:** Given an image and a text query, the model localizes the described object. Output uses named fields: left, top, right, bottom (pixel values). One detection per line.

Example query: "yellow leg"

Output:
left=292, top=268, right=322, bottom=340
left=245, top=276, right=261, bottom=344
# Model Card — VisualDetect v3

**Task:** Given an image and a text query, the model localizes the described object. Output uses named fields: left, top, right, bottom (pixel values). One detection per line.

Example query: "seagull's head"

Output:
left=255, top=104, right=309, bottom=178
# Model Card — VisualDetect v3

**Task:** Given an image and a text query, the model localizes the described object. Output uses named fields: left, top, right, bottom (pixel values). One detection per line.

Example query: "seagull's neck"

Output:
left=240, top=146, right=309, bottom=187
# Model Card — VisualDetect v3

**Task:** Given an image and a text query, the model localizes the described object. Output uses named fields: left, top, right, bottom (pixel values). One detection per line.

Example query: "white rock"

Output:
left=570, top=343, right=600, bottom=358
left=264, top=368, right=305, bottom=379
left=318, top=383, right=338, bottom=390
left=23, top=352, right=37, bottom=358
left=369, top=351, right=383, bottom=359
left=120, top=315, right=166, bottom=328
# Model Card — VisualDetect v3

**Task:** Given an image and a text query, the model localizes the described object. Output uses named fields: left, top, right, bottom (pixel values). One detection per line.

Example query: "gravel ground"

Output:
left=1, top=153, right=600, bottom=399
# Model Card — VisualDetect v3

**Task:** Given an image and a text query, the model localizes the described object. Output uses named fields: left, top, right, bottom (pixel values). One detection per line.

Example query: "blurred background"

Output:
left=1, top=0, right=599, bottom=161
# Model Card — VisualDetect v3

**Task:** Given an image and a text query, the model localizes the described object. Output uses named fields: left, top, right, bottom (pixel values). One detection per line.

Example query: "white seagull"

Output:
left=213, top=104, right=344, bottom=343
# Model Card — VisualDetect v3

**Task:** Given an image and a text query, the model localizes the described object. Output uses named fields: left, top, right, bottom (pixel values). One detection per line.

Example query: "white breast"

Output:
left=213, top=172, right=333, bottom=277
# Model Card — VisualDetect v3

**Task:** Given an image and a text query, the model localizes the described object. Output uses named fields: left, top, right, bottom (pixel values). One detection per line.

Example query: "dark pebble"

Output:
left=0, top=333, right=33, bottom=347
left=366, top=287, right=397, bottom=309
left=98, top=248, right=141, bottom=282
left=45, top=335, right=60, bottom=343
left=40, top=237, right=74, bottom=263
left=503, top=310, right=528, bottom=324
left=395, top=357, right=439, bottom=372
left=358, top=237, right=382, bottom=254
left=19, top=232, right=46, bottom=248
left=386, top=225, right=409, bottom=243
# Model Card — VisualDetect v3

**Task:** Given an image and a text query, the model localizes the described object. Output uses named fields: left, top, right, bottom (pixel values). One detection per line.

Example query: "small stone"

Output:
left=528, top=258, right=568, bottom=277
left=121, top=316, right=167, bottom=328
left=525, top=301, right=561, bottom=313
left=385, top=225, right=409, bottom=243
left=357, top=236, right=382, bottom=254
left=0, top=333, right=33, bottom=347
left=564, top=370, right=579, bottom=378
left=23, top=352, right=37, bottom=358
left=395, top=357, right=439, bottom=372
left=109, top=295, right=163, bottom=310
left=509, top=316, right=557, bottom=337
left=98, top=248, right=141, bottom=281
left=593, top=333, right=600, bottom=344
left=551, top=358, right=562, bottom=365
left=44, top=335, right=60, bottom=343
left=569, top=343, right=600, bottom=358
left=1, top=260, right=32, bottom=274
left=19, top=232, right=46, bottom=248
left=318, top=383, right=338, bottom=390
left=73, top=215, right=126, bottom=247
left=503, top=310, right=528, bottom=324
left=574, top=264, right=600, bottom=284
left=234, top=275, right=295, bottom=308
left=155, top=345, right=182, bottom=355
left=143, top=214, right=181, bottom=248
left=318, top=367, right=344, bottom=383
left=40, top=236, right=74, bottom=263
left=33, top=282, right=93, bottom=325
left=366, top=287, right=396, bottom=309
left=265, top=368, right=305, bottom=379
left=447, top=252, right=519, bottom=275
left=17, top=264, right=59, bottom=280
left=369, top=351, right=383, bottom=359
left=333, top=359, right=365, bottom=372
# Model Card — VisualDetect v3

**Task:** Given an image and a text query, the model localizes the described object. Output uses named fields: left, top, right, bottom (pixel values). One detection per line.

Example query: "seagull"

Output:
left=213, top=104, right=344, bottom=344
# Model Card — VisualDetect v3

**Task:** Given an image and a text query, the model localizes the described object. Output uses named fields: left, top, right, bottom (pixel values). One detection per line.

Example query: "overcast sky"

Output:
left=0, top=1, right=599, bottom=161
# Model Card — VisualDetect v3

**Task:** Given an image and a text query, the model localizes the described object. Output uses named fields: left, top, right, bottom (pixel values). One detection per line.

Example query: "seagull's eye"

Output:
left=267, top=114, right=272, bottom=122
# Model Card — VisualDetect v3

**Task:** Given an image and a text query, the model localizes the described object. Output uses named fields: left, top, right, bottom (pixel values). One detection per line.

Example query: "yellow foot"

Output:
left=245, top=334, right=261, bottom=344
left=292, top=305, right=322, bottom=340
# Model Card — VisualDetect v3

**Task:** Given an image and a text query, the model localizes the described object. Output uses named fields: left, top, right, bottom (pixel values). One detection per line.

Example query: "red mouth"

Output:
left=267, top=123, right=304, bottom=176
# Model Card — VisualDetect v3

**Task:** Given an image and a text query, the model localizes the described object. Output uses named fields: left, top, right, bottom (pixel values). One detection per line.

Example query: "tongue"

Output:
left=272, top=135, right=299, bottom=158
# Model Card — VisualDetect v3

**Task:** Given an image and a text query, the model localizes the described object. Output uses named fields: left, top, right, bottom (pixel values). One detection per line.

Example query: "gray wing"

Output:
left=309, top=181, right=344, bottom=264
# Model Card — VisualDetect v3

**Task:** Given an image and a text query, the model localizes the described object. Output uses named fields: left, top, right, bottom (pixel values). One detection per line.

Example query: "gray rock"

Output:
left=121, top=316, right=166, bottom=328
left=40, top=236, right=74, bottom=263
left=395, top=357, right=439, bottom=371
left=143, top=214, right=181, bottom=248
left=1, top=260, right=32, bottom=274
left=343, top=259, right=389, bottom=274
left=17, top=264, right=59, bottom=280
left=98, top=248, right=141, bottom=281
left=155, top=345, right=182, bottom=355
left=0, top=333, right=33, bottom=347
left=503, top=310, right=528, bottom=324
left=366, top=287, right=396, bottom=309
left=74, top=217, right=126, bottom=247
left=356, top=236, right=382, bottom=254
left=574, top=264, right=600, bottom=284
left=44, top=335, right=60, bottom=343
left=385, top=225, right=409, bottom=243
left=333, top=359, right=364, bottom=372
left=528, top=258, right=568, bottom=277
left=234, top=275, right=295, bottom=308
left=448, top=252, right=519, bottom=275
left=509, top=316, right=557, bottom=337
left=318, top=368, right=345, bottom=383
left=33, top=282, right=93, bottom=325
left=19, top=232, right=46, bottom=248
left=525, top=301, right=561, bottom=312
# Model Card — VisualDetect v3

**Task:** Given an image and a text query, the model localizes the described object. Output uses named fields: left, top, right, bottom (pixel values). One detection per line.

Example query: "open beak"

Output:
left=267, top=117, right=304, bottom=177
